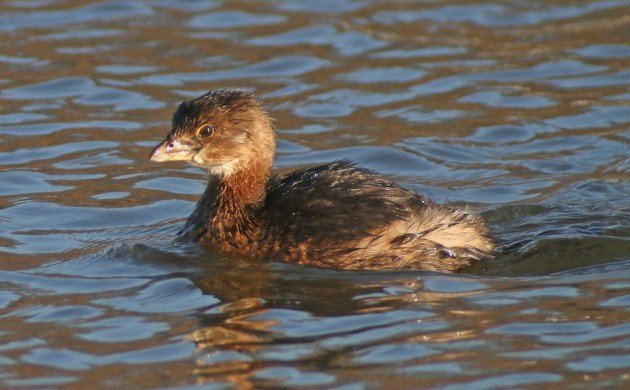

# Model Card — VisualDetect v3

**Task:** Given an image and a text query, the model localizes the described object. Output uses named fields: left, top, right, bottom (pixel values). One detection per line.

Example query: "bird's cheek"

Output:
left=192, top=153, right=206, bottom=167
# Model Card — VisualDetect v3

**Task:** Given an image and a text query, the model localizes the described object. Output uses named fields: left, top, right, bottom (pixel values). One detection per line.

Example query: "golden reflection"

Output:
left=191, top=327, right=270, bottom=387
left=188, top=286, right=275, bottom=388
left=191, top=325, right=267, bottom=350
left=193, top=365, right=257, bottom=390
left=410, top=329, right=477, bottom=343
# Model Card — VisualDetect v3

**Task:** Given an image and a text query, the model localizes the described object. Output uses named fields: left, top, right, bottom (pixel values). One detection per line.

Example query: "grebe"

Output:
left=150, top=90, right=494, bottom=272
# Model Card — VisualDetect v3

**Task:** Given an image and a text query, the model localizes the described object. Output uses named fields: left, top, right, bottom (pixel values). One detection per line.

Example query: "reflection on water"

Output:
left=0, top=0, right=629, bottom=387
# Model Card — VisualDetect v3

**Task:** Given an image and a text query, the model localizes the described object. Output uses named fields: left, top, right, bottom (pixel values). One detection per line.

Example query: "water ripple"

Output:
left=0, top=0, right=628, bottom=388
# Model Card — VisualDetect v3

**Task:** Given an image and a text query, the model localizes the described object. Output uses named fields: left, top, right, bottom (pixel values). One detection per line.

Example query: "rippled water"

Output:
left=1, top=0, right=629, bottom=388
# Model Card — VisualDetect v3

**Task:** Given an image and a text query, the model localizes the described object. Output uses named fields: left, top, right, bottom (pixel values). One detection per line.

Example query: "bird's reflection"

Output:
left=183, top=253, right=488, bottom=387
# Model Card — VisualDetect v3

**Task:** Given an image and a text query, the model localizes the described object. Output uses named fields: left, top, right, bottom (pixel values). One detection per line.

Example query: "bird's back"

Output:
left=256, top=161, right=494, bottom=271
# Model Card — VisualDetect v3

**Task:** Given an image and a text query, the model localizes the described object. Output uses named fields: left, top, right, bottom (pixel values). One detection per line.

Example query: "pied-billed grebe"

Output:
left=150, top=90, right=494, bottom=272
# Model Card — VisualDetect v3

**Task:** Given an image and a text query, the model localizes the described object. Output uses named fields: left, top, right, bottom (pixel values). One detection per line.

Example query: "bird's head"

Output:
left=150, top=90, right=275, bottom=177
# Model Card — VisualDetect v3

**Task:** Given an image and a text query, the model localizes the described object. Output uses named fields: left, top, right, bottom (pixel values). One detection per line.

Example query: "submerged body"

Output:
left=150, top=90, right=494, bottom=272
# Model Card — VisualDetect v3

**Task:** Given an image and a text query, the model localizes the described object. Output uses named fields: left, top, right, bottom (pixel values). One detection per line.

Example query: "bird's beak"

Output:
left=149, top=138, right=197, bottom=162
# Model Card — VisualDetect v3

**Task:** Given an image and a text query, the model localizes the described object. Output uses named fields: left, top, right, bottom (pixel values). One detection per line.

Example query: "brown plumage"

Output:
left=150, top=90, right=494, bottom=272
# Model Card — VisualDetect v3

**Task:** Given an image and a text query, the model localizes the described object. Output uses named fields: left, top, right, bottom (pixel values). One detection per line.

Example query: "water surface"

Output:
left=0, top=0, right=629, bottom=388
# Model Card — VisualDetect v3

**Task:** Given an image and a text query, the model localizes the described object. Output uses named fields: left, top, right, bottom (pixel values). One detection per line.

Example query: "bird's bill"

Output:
left=149, top=138, right=198, bottom=162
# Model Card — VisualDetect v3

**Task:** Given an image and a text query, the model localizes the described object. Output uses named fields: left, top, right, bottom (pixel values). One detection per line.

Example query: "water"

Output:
left=1, top=0, right=629, bottom=387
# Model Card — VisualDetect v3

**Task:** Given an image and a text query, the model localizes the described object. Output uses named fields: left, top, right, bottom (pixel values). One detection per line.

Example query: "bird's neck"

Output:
left=214, top=160, right=270, bottom=214
left=192, top=158, right=271, bottom=249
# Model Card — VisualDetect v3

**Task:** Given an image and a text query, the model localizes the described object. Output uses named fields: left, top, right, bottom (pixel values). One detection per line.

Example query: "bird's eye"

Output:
left=198, top=124, right=215, bottom=137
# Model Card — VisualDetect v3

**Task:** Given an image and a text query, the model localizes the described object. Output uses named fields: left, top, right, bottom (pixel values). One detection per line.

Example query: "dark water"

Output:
left=1, top=0, right=629, bottom=388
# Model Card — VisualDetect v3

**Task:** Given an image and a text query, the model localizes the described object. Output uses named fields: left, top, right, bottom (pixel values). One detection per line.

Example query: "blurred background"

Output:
left=0, top=0, right=628, bottom=388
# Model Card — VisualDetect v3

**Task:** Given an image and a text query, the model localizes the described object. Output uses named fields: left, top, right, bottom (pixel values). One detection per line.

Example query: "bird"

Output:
left=150, top=89, right=494, bottom=272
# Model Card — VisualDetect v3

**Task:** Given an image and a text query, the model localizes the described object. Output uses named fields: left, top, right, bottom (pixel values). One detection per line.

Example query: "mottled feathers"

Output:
left=254, top=160, right=494, bottom=271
